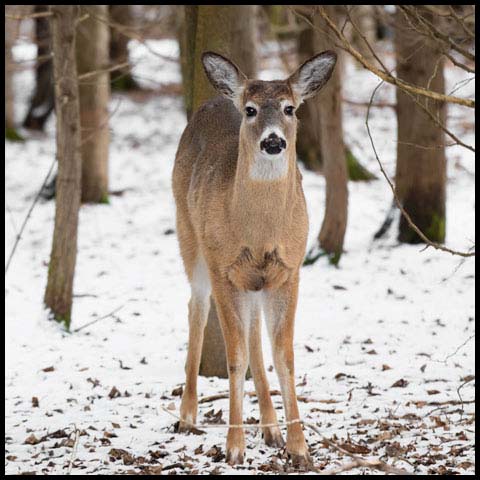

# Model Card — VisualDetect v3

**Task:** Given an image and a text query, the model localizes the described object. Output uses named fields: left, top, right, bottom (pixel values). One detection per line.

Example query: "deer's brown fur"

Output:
left=172, top=51, right=336, bottom=466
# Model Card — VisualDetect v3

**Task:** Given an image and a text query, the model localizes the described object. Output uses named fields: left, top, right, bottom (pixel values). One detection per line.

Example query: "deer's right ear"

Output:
left=201, top=52, right=247, bottom=103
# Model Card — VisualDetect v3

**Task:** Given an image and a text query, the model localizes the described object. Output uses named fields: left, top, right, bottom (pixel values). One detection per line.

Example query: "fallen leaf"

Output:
left=391, top=378, right=409, bottom=388
left=24, top=434, right=40, bottom=445
left=108, top=386, right=121, bottom=399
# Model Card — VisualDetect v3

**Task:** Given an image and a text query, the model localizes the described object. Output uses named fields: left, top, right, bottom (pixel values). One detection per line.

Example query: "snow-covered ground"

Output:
left=5, top=38, right=475, bottom=475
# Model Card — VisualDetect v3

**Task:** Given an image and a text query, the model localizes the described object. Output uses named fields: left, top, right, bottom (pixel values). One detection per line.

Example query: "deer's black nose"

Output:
left=260, top=133, right=287, bottom=155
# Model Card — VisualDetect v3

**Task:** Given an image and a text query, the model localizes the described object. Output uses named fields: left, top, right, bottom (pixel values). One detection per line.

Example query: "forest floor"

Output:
left=5, top=38, right=475, bottom=475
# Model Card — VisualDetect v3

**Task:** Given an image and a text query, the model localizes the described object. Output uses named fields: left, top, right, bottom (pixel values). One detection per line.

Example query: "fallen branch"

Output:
left=162, top=406, right=412, bottom=475
left=198, top=390, right=339, bottom=405
left=73, top=305, right=125, bottom=333
left=308, top=424, right=410, bottom=475
left=66, top=427, right=80, bottom=475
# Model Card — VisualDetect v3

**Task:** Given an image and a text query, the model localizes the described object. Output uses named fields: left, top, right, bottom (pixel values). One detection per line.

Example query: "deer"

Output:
left=172, top=50, right=337, bottom=467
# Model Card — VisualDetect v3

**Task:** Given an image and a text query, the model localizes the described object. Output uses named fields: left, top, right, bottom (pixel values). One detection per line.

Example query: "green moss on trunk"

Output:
left=55, top=313, right=71, bottom=331
left=5, top=127, right=25, bottom=142
left=346, top=148, right=377, bottom=181
left=425, top=213, right=446, bottom=243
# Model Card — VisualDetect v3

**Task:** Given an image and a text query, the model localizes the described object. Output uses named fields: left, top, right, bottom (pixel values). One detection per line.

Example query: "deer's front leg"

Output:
left=264, top=274, right=311, bottom=468
left=211, top=275, right=249, bottom=465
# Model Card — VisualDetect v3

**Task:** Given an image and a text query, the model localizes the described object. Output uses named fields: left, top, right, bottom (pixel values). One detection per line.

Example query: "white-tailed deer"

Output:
left=172, top=50, right=337, bottom=466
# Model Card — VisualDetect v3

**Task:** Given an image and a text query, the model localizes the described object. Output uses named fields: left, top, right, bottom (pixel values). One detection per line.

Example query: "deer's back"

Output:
left=173, top=96, right=240, bottom=206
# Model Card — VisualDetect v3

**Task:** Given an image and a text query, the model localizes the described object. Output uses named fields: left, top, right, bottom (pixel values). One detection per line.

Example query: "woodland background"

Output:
left=5, top=5, right=475, bottom=475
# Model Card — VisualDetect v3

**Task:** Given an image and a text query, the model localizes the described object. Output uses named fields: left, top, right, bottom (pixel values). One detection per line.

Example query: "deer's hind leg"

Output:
left=177, top=215, right=211, bottom=432
left=249, top=308, right=284, bottom=448
left=263, top=274, right=311, bottom=468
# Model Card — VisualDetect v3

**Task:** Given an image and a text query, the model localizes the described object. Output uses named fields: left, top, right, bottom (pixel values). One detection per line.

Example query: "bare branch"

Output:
left=366, top=82, right=475, bottom=258
left=312, top=7, right=474, bottom=108
left=5, top=11, right=53, bottom=21
left=5, top=158, right=57, bottom=276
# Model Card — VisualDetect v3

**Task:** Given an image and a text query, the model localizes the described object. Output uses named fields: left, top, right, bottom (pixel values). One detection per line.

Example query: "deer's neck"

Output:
left=230, top=138, right=298, bottom=247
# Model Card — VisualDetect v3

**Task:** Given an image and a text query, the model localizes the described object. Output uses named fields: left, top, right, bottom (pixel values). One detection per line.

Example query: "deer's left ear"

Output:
left=288, top=50, right=337, bottom=101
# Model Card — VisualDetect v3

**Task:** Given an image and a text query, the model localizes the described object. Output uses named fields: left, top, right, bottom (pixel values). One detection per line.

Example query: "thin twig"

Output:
left=365, top=81, right=475, bottom=258
left=198, top=390, right=338, bottom=405
left=306, top=423, right=411, bottom=475
left=5, top=11, right=53, bottom=20
left=5, top=158, right=57, bottom=276
left=309, top=6, right=474, bottom=108
left=73, top=305, right=125, bottom=333
left=78, top=61, right=130, bottom=82
left=66, top=427, right=80, bottom=474
left=456, top=376, right=475, bottom=420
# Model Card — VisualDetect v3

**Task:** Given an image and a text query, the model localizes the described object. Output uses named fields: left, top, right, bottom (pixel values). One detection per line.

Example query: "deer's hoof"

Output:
left=264, top=426, right=285, bottom=448
left=176, top=412, right=196, bottom=433
left=226, top=446, right=244, bottom=465
left=287, top=450, right=313, bottom=471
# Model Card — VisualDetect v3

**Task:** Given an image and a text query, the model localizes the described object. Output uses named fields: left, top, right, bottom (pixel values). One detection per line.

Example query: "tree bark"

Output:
left=315, top=6, right=348, bottom=264
left=181, top=5, right=257, bottom=120
left=296, top=13, right=323, bottom=172
left=76, top=5, right=110, bottom=203
left=5, top=6, right=16, bottom=131
left=23, top=4, right=55, bottom=130
left=395, top=8, right=446, bottom=244
left=44, top=5, right=82, bottom=330
left=109, top=5, right=139, bottom=91
left=181, top=5, right=257, bottom=377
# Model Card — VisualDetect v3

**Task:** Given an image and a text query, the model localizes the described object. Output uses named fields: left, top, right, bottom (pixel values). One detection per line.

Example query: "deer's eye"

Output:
left=245, top=106, right=257, bottom=117
left=284, top=105, right=295, bottom=116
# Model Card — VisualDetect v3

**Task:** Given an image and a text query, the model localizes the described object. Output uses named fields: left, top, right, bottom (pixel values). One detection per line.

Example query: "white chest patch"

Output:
left=250, top=152, right=289, bottom=181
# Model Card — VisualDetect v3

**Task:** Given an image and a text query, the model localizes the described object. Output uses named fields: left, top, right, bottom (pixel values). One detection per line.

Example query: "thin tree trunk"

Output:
left=44, top=5, right=82, bottom=330
left=109, top=5, right=139, bottom=91
left=181, top=5, right=257, bottom=377
left=296, top=13, right=323, bottom=172
left=76, top=5, right=110, bottom=203
left=315, top=6, right=348, bottom=264
left=395, top=8, right=446, bottom=244
left=23, top=4, right=55, bottom=130
left=5, top=7, right=16, bottom=131
left=179, top=6, right=198, bottom=121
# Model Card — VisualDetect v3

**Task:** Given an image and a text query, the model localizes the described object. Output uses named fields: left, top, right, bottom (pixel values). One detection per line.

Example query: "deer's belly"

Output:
left=227, top=247, right=292, bottom=291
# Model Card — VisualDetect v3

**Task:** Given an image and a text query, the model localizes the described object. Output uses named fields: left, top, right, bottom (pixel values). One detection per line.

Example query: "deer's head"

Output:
left=202, top=51, right=337, bottom=180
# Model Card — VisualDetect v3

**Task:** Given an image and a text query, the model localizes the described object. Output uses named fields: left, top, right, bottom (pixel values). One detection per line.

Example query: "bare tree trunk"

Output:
left=23, top=4, right=55, bottom=130
left=44, top=5, right=82, bottom=330
left=76, top=5, right=110, bottom=203
left=181, top=5, right=257, bottom=120
left=313, top=6, right=348, bottom=265
left=5, top=6, right=16, bottom=132
left=296, top=12, right=323, bottom=172
left=179, top=6, right=199, bottom=121
left=181, top=5, right=257, bottom=377
left=395, top=8, right=446, bottom=244
left=109, top=5, right=139, bottom=91
left=295, top=7, right=377, bottom=180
